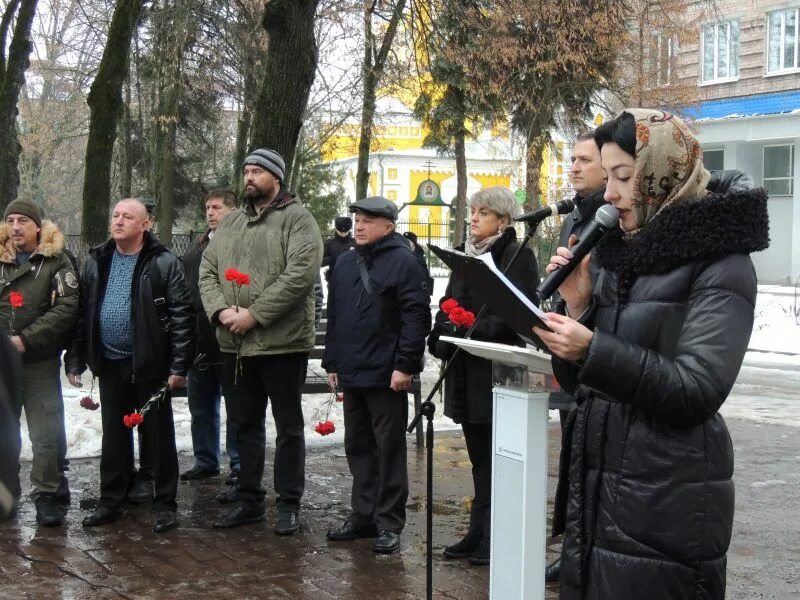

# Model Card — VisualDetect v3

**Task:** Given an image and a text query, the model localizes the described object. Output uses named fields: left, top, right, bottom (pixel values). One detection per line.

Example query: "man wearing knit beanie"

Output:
left=1, top=198, right=78, bottom=527
left=200, top=146, right=323, bottom=534
left=4, top=198, right=43, bottom=228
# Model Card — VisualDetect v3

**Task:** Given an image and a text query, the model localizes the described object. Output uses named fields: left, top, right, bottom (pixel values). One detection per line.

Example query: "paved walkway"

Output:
left=0, top=426, right=562, bottom=600
left=1, top=417, right=797, bottom=599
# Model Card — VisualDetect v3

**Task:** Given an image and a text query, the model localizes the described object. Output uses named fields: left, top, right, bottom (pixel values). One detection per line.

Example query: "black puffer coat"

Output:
left=552, top=188, right=769, bottom=600
left=429, top=228, right=540, bottom=423
left=72, top=232, right=194, bottom=380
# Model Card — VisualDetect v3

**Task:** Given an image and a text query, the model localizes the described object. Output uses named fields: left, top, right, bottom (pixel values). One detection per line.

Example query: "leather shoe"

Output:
left=127, top=478, right=154, bottom=504
left=374, top=530, right=401, bottom=554
left=153, top=511, right=178, bottom=533
left=216, top=486, right=239, bottom=504
left=225, top=468, right=239, bottom=486
left=545, top=557, right=561, bottom=582
left=82, top=505, right=123, bottom=527
left=213, top=503, right=265, bottom=529
left=469, top=538, right=490, bottom=565
left=274, top=510, right=299, bottom=535
left=35, top=494, right=64, bottom=527
left=326, top=518, right=378, bottom=541
left=180, top=465, right=219, bottom=481
left=443, top=532, right=481, bottom=559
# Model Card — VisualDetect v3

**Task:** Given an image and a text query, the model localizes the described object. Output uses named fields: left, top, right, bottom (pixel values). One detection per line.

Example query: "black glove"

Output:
left=428, top=321, right=460, bottom=361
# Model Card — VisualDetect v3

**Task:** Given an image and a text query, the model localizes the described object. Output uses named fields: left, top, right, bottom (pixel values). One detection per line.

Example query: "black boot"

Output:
left=469, top=538, right=490, bottom=566
left=127, top=477, right=154, bottom=504
left=82, top=504, right=123, bottom=527
left=35, top=494, right=64, bottom=527
left=545, top=558, right=561, bottom=582
left=443, top=531, right=481, bottom=559
left=55, top=474, right=71, bottom=505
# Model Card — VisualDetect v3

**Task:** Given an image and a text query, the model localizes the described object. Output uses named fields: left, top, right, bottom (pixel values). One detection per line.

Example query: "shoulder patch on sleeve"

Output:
left=65, top=271, right=79, bottom=289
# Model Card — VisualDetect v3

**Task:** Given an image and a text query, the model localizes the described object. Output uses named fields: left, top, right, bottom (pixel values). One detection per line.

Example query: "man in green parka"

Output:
left=200, top=149, right=323, bottom=534
left=0, top=198, right=79, bottom=526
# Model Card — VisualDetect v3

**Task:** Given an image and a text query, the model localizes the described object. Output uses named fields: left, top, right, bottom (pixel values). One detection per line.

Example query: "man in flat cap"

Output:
left=0, top=198, right=79, bottom=526
left=323, top=196, right=431, bottom=554
left=200, top=148, right=323, bottom=534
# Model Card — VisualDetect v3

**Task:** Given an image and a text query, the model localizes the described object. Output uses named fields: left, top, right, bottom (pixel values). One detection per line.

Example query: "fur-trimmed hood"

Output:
left=595, top=187, right=770, bottom=281
left=0, top=219, right=66, bottom=263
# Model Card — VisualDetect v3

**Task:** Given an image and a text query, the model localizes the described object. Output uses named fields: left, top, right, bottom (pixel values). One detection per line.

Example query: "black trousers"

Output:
left=343, top=387, right=408, bottom=533
left=463, top=422, right=492, bottom=541
left=97, top=359, right=178, bottom=512
left=222, top=352, right=307, bottom=510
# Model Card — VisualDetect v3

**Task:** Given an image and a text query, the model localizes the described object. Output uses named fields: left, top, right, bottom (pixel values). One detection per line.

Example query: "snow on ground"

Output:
left=18, top=281, right=800, bottom=461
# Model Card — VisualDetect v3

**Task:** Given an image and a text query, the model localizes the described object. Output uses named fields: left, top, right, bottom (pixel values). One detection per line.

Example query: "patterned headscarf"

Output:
left=624, top=108, right=710, bottom=231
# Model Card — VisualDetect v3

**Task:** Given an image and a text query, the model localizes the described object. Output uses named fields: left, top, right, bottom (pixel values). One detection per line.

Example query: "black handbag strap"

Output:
left=147, top=256, right=170, bottom=325
left=357, top=255, right=372, bottom=296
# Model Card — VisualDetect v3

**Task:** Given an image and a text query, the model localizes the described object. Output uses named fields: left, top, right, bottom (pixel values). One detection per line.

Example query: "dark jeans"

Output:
left=222, top=353, right=307, bottom=511
left=343, top=387, right=408, bottom=533
left=187, top=364, right=239, bottom=471
left=97, top=359, right=178, bottom=512
left=463, top=422, right=492, bottom=541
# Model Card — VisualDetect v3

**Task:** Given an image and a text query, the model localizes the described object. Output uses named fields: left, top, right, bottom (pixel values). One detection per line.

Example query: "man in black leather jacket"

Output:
left=69, top=198, right=193, bottom=533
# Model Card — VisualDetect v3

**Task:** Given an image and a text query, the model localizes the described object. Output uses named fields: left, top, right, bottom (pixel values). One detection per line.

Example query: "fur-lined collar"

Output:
left=594, top=188, right=769, bottom=280
left=0, top=220, right=66, bottom=263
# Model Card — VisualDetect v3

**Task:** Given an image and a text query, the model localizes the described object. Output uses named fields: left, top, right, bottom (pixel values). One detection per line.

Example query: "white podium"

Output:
left=441, top=337, right=553, bottom=600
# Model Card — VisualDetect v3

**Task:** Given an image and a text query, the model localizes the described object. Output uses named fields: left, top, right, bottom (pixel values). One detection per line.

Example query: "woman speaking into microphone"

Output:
left=429, top=186, right=539, bottom=565
left=534, top=109, right=769, bottom=599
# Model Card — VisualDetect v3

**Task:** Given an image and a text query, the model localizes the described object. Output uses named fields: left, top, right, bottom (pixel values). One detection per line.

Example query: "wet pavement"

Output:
left=1, top=417, right=798, bottom=599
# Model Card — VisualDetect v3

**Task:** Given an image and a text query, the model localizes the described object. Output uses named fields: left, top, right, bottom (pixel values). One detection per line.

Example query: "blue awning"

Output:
left=682, top=90, right=800, bottom=121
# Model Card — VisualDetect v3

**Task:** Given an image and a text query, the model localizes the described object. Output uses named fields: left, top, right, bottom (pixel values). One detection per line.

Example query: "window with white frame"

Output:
left=649, top=33, right=678, bottom=86
left=768, top=9, right=800, bottom=73
left=763, top=145, right=794, bottom=196
left=702, top=21, right=739, bottom=82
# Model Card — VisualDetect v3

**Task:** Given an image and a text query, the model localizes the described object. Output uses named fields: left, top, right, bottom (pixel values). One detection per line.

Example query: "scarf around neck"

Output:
left=464, top=230, right=504, bottom=257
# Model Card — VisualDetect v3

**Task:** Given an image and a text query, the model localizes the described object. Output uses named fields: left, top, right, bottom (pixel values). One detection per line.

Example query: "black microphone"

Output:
left=535, top=204, right=619, bottom=302
left=514, top=198, right=575, bottom=223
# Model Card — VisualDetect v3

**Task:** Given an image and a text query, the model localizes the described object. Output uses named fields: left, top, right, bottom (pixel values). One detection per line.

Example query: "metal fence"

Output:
left=64, top=233, right=197, bottom=264
left=395, top=220, right=452, bottom=276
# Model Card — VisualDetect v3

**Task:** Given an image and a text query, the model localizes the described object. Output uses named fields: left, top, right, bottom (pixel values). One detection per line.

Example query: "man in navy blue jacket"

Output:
left=323, top=196, right=431, bottom=554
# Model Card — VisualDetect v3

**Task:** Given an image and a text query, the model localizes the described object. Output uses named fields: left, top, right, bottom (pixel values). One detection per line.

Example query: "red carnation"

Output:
left=123, top=412, right=145, bottom=428
left=224, top=268, right=240, bottom=282
left=9, top=291, right=23, bottom=308
left=459, top=309, right=476, bottom=328
left=79, top=395, right=99, bottom=410
left=314, top=420, right=336, bottom=436
left=236, top=272, right=251, bottom=286
left=336, top=394, right=344, bottom=403
left=440, top=298, right=459, bottom=314
left=449, top=306, right=476, bottom=329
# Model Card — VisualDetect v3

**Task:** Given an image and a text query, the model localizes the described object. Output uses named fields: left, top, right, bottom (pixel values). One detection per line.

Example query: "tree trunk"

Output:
left=232, top=106, right=251, bottom=194
left=524, top=136, right=546, bottom=213
left=120, top=77, right=133, bottom=198
left=80, top=0, right=143, bottom=246
left=0, top=0, right=39, bottom=209
left=355, top=69, right=377, bottom=200
left=249, top=0, right=320, bottom=183
left=453, top=120, right=468, bottom=247
left=354, top=0, right=407, bottom=201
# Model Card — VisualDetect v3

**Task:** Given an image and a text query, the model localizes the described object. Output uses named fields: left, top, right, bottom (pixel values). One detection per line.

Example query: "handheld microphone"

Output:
left=514, top=198, right=575, bottom=224
left=535, top=204, right=619, bottom=302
